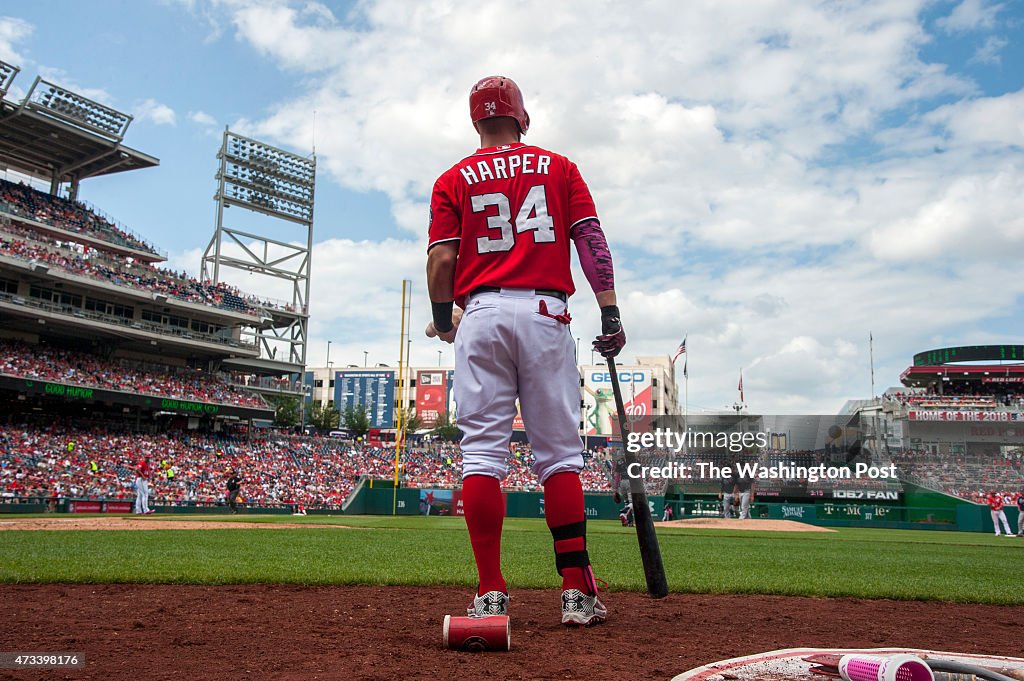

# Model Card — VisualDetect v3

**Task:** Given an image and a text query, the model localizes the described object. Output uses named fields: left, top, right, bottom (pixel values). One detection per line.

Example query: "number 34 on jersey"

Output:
left=473, top=185, right=553, bottom=254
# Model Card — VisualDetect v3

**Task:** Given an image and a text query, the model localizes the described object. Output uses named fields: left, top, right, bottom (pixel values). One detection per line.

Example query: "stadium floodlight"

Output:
left=0, top=60, right=19, bottom=98
left=217, top=130, right=315, bottom=223
left=22, top=76, right=132, bottom=141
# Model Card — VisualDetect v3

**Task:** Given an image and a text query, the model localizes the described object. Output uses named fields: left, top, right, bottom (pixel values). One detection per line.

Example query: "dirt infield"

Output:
left=655, top=518, right=835, bottom=532
left=0, top=584, right=1019, bottom=681
left=0, top=516, right=357, bottom=531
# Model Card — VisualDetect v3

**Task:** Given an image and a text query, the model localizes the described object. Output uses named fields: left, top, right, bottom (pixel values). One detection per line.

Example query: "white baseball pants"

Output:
left=992, top=509, right=1012, bottom=535
left=739, top=491, right=752, bottom=519
left=454, top=289, right=584, bottom=483
left=134, top=478, right=150, bottom=514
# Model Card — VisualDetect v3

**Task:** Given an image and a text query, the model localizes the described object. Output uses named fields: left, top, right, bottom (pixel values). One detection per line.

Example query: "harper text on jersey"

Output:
left=460, top=153, right=552, bottom=185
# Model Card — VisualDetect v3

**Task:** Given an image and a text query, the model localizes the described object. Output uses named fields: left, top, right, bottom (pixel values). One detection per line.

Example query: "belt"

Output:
left=471, top=286, right=567, bottom=302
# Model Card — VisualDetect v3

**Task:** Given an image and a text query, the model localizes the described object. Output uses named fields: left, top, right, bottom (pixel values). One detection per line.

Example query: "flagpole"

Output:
left=737, top=368, right=744, bottom=412
left=870, top=331, right=876, bottom=400
left=673, top=334, right=687, bottom=417
left=684, top=359, right=688, bottom=417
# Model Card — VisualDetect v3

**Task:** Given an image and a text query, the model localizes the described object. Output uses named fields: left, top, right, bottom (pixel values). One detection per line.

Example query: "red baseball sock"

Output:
left=543, top=471, right=595, bottom=594
left=462, top=474, right=507, bottom=595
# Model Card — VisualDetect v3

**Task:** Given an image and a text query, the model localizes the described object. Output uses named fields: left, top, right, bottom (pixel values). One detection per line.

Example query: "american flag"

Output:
left=738, top=371, right=744, bottom=403
left=671, top=336, right=687, bottom=364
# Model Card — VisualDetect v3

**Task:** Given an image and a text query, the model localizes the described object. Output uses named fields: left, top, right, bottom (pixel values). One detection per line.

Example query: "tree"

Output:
left=431, top=410, right=461, bottom=442
left=341, top=404, right=371, bottom=439
left=309, top=401, right=340, bottom=431
left=264, top=394, right=300, bottom=428
left=402, top=408, right=424, bottom=434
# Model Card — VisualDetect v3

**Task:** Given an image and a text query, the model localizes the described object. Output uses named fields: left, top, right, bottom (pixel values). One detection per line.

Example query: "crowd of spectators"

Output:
left=0, top=221, right=289, bottom=316
left=892, top=448, right=1024, bottom=501
left=12, top=421, right=1024, bottom=509
left=400, top=441, right=612, bottom=492
left=0, top=425, right=613, bottom=508
left=884, top=390, right=1023, bottom=410
left=0, top=340, right=267, bottom=409
left=0, top=178, right=161, bottom=257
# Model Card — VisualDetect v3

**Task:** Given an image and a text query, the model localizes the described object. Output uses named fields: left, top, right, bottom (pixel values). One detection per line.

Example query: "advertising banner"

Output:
left=415, top=371, right=448, bottom=428
left=908, top=410, right=1023, bottom=422
left=419, top=489, right=454, bottom=515
left=418, top=489, right=469, bottom=516
left=582, top=367, right=652, bottom=436
left=0, top=376, right=273, bottom=419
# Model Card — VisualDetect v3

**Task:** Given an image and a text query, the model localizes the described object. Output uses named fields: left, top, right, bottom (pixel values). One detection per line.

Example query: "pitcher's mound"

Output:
left=655, top=518, right=835, bottom=532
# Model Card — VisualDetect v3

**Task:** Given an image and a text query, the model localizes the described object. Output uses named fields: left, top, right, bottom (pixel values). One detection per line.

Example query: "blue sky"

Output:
left=1, top=0, right=1022, bottom=414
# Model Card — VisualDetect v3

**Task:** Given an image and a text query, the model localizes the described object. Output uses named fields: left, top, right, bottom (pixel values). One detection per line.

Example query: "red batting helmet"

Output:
left=469, top=76, right=530, bottom=135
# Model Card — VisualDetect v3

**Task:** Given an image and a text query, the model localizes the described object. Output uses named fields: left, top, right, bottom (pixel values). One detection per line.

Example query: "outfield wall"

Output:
left=3, top=485, right=1018, bottom=533
left=353, top=483, right=1020, bottom=533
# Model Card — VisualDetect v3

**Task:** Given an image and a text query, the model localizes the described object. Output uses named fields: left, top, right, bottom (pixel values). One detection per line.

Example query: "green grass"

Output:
left=0, top=515, right=1021, bottom=604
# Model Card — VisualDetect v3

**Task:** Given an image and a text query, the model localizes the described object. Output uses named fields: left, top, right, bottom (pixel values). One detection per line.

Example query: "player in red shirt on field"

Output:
left=134, top=457, right=154, bottom=515
left=987, top=491, right=1013, bottom=536
left=426, top=76, right=623, bottom=626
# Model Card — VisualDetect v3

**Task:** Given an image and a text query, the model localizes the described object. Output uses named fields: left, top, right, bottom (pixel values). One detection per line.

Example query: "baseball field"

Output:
left=0, top=514, right=1020, bottom=680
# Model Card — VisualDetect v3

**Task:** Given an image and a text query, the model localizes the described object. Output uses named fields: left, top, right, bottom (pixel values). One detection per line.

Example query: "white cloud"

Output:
left=169, top=0, right=1024, bottom=412
left=0, top=16, right=32, bottom=65
left=135, top=98, right=177, bottom=126
left=969, top=34, right=1008, bottom=64
left=937, top=0, right=1003, bottom=33
left=189, top=110, right=217, bottom=126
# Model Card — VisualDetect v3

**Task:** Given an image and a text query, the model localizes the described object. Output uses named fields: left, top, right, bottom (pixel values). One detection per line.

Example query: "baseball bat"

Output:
left=606, top=356, right=669, bottom=599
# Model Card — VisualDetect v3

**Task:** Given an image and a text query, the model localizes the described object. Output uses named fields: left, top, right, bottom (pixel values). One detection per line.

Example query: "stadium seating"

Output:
left=0, top=216, right=297, bottom=317
left=0, top=178, right=161, bottom=256
left=0, top=340, right=267, bottom=409
left=892, top=448, right=1024, bottom=500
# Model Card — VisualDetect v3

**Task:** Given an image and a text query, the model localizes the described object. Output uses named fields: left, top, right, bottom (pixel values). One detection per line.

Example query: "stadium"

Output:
left=0, top=49, right=1022, bottom=681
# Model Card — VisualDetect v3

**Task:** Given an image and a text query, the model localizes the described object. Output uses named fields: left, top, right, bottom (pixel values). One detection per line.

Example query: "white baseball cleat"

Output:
left=467, top=590, right=509, bottom=617
left=561, top=589, right=607, bottom=627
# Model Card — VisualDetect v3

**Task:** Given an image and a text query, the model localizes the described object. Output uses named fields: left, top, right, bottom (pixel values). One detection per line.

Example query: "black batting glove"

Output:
left=593, top=305, right=626, bottom=358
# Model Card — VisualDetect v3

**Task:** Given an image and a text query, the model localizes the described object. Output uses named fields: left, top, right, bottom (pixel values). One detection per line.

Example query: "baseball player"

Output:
left=426, top=76, right=624, bottom=627
left=619, top=500, right=634, bottom=527
left=225, top=470, right=243, bottom=514
left=133, top=457, right=152, bottom=515
left=735, top=470, right=755, bottom=519
left=719, top=471, right=736, bottom=519
left=987, top=491, right=1013, bottom=536
left=1016, top=489, right=1024, bottom=536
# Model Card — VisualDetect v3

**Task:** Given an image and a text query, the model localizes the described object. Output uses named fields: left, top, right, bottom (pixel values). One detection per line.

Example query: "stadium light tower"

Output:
left=0, top=59, right=20, bottom=97
left=23, top=75, right=133, bottom=141
left=201, top=128, right=316, bottom=373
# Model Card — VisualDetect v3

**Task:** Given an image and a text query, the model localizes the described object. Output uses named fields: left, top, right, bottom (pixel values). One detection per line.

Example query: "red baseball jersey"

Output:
left=428, top=142, right=598, bottom=307
left=987, top=494, right=1003, bottom=511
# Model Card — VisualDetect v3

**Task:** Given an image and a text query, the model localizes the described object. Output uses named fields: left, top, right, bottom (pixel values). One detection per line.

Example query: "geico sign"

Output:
left=590, top=372, right=646, bottom=383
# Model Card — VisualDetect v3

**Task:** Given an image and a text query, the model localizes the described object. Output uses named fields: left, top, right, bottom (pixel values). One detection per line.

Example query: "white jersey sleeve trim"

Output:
left=569, top=216, right=600, bottom=230
left=428, top=236, right=461, bottom=250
